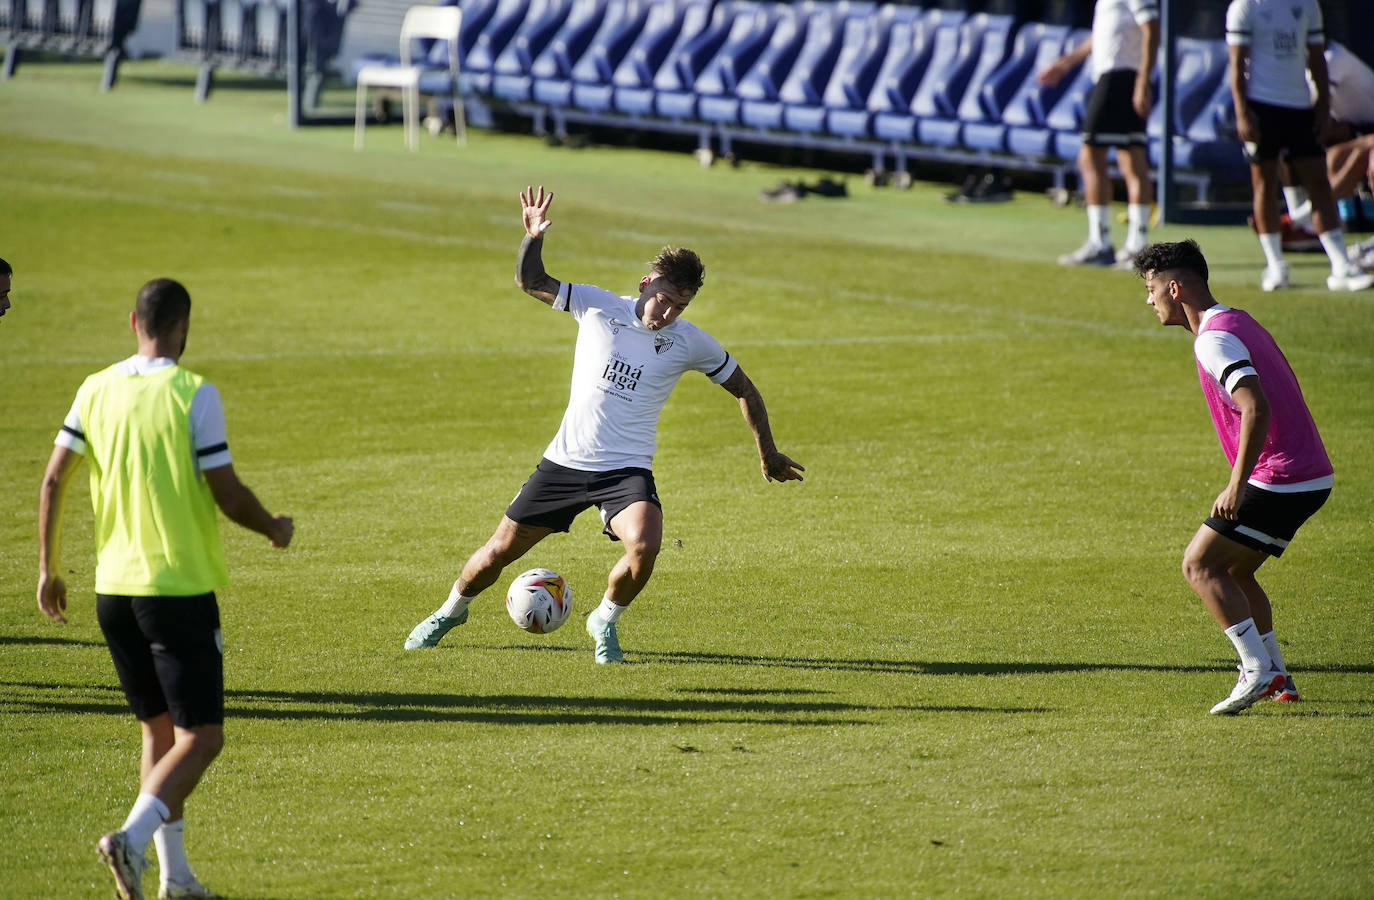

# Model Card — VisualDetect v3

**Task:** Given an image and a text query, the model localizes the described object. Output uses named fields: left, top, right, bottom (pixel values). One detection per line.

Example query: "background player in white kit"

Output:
left=1038, top=0, right=1159, bottom=268
left=404, top=186, right=804, bottom=663
left=1226, top=0, right=1372, bottom=291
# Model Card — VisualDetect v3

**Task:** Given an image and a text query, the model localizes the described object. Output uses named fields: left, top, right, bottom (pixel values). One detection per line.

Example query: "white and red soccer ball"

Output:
left=505, top=568, right=573, bottom=634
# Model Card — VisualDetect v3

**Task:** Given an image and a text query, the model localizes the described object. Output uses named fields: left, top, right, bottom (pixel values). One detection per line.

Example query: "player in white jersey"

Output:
left=404, top=186, right=804, bottom=663
left=1226, top=0, right=1372, bottom=291
left=1039, top=0, right=1159, bottom=268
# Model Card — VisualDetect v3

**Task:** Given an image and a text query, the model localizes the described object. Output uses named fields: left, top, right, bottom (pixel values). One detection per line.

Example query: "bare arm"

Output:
left=514, top=185, right=563, bottom=305
left=1037, top=37, right=1091, bottom=88
left=1134, top=19, right=1159, bottom=120
left=37, top=445, right=81, bottom=623
left=1212, top=376, right=1270, bottom=520
left=719, top=365, right=804, bottom=483
left=204, top=465, right=294, bottom=547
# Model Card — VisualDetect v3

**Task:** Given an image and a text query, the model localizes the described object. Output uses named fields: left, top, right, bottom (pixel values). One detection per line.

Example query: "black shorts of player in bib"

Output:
left=1242, top=100, right=1324, bottom=163
left=506, top=458, right=661, bottom=541
left=1203, top=486, right=1330, bottom=558
left=97, top=592, right=224, bottom=727
left=1082, top=69, right=1148, bottom=148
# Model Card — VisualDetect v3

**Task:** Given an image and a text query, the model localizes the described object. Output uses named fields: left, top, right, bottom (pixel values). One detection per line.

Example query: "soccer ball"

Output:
left=505, top=568, right=573, bottom=634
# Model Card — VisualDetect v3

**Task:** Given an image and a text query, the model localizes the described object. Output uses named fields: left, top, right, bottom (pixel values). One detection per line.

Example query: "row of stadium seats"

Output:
left=174, top=0, right=351, bottom=102
left=352, top=0, right=1247, bottom=193
left=1, top=0, right=141, bottom=87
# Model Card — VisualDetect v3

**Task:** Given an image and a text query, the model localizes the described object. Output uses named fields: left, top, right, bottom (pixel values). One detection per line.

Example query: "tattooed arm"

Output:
left=514, top=185, right=563, bottom=305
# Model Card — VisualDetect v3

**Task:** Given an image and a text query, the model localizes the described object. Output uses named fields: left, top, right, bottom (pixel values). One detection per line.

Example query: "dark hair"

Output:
left=1132, top=240, right=1209, bottom=284
left=0, top=257, right=11, bottom=277
left=135, top=278, right=192, bottom=338
left=649, top=246, right=705, bottom=295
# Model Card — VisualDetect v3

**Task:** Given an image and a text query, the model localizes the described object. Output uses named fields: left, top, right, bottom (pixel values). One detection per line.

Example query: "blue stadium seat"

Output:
left=914, top=12, right=1014, bottom=148
left=645, top=0, right=739, bottom=119
left=1004, top=24, right=1080, bottom=157
left=563, top=0, right=650, bottom=112
left=871, top=8, right=965, bottom=143
left=679, top=1, right=782, bottom=123
left=767, top=1, right=877, bottom=134
left=461, top=0, right=534, bottom=94
left=528, top=0, right=610, bottom=107
left=490, top=0, right=574, bottom=101
left=719, top=0, right=817, bottom=129
left=609, top=0, right=712, bottom=116
left=963, top=21, right=1070, bottom=153
left=821, top=3, right=921, bottom=138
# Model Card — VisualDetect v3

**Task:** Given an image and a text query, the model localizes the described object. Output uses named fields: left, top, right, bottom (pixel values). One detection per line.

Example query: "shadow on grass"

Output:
left=0, top=633, right=107, bottom=648
left=0, top=680, right=1046, bottom=725
left=631, top=649, right=1374, bottom=677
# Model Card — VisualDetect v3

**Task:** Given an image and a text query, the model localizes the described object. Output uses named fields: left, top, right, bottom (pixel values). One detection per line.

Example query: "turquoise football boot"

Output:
left=585, top=611, right=624, bottom=664
left=404, top=609, right=467, bottom=649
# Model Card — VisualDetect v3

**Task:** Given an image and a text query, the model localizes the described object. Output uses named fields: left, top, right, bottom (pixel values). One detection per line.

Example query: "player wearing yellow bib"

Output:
left=37, top=278, right=294, bottom=900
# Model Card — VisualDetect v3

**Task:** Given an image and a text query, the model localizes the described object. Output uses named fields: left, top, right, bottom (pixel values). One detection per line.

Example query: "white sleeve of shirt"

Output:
left=1305, top=0, right=1324, bottom=44
left=191, top=382, right=233, bottom=471
left=689, top=327, right=738, bottom=384
left=55, top=387, right=87, bottom=454
left=1194, top=330, right=1257, bottom=394
left=551, top=280, right=576, bottom=316
left=1130, top=0, right=1159, bottom=26
left=1225, top=0, right=1251, bottom=46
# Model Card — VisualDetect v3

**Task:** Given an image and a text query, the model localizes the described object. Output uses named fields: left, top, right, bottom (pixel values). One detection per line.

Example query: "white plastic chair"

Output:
left=354, top=4, right=466, bottom=151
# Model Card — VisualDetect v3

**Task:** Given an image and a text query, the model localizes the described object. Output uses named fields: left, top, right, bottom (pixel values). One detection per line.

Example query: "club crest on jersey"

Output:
left=653, top=335, right=675, bottom=355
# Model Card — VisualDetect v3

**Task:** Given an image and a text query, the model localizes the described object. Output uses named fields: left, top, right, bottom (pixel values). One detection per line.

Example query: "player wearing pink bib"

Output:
left=1134, top=240, right=1331, bottom=714
left=404, top=186, right=804, bottom=663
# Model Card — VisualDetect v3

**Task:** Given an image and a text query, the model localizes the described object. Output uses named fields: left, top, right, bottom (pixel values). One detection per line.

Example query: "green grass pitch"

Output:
left=1, top=62, right=1372, bottom=898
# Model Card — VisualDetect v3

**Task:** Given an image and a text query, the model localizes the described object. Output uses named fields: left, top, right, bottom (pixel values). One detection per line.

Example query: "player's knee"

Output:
left=626, top=533, right=661, bottom=562
left=182, top=725, right=224, bottom=762
left=1181, top=552, right=1215, bottom=588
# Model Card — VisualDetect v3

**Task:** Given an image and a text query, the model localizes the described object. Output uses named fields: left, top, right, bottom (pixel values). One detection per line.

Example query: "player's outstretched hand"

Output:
left=520, top=185, right=554, bottom=239
left=37, top=572, right=68, bottom=624
left=762, top=451, right=805, bottom=483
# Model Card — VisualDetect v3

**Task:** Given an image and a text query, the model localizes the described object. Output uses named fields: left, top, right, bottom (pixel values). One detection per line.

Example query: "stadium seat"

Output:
left=671, top=1, right=780, bottom=123
left=608, top=0, right=712, bottom=117
left=354, top=3, right=465, bottom=150
left=821, top=3, right=920, bottom=138
left=1004, top=25, right=1080, bottom=157
left=649, top=0, right=754, bottom=120
left=490, top=0, right=573, bottom=101
left=563, top=0, right=650, bottom=112
left=914, top=12, right=1014, bottom=149
left=461, top=0, right=533, bottom=95
left=708, top=0, right=811, bottom=128
left=870, top=8, right=965, bottom=143
left=758, top=1, right=875, bottom=134
left=963, top=21, right=1070, bottom=154
left=528, top=0, right=610, bottom=107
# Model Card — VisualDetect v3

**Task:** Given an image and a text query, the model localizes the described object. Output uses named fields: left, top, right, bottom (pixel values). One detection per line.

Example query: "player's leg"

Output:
left=1181, top=526, right=1285, bottom=714
left=1290, top=153, right=1374, bottom=290
left=406, top=516, right=554, bottom=649
left=1117, top=143, right=1153, bottom=263
left=1227, top=559, right=1297, bottom=702
left=1249, top=156, right=1291, bottom=290
left=1059, top=143, right=1116, bottom=265
left=582, top=489, right=662, bottom=665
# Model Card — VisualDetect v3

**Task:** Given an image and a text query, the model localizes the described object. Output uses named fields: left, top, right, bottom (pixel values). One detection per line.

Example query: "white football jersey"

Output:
left=543, top=282, right=738, bottom=472
left=1226, top=0, right=1325, bottom=109
left=1090, top=0, right=1159, bottom=81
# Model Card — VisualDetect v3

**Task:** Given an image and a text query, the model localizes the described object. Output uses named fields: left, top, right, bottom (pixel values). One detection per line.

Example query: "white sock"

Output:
left=1224, top=618, right=1272, bottom=674
left=1318, top=229, right=1351, bottom=275
left=1283, top=186, right=1311, bottom=227
left=1086, top=205, right=1111, bottom=248
left=120, top=793, right=169, bottom=851
left=154, top=819, right=197, bottom=886
left=1260, top=631, right=1288, bottom=676
left=1125, top=203, right=1150, bottom=251
left=597, top=596, right=626, bottom=623
left=437, top=583, right=473, bottom=619
left=1258, top=232, right=1285, bottom=270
